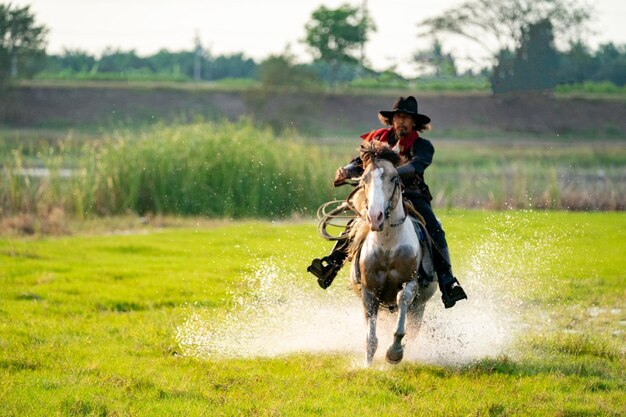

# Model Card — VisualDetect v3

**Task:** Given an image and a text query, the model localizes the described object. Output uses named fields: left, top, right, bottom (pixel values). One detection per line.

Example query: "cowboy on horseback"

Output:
left=308, top=95, right=468, bottom=309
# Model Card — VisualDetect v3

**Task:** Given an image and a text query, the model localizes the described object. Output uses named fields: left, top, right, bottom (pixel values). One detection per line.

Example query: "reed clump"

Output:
left=1, top=121, right=344, bottom=219
left=2, top=124, right=624, bottom=222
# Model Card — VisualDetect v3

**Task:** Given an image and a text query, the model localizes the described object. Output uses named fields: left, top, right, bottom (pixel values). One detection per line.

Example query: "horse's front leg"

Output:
left=386, top=280, right=418, bottom=364
left=362, top=288, right=379, bottom=366
left=408, top=280, right=437, bottom=335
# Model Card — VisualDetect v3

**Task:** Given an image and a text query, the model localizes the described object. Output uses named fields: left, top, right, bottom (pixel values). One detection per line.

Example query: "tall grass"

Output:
left=1, top=125, right=625, bottom=219
left=429, top=162, right=626, bottom=210
left=1, top=122, right=345, bottom=218
left=83, top=122, right=349, bottom=217
left=427, top=141, right=626, bottom=210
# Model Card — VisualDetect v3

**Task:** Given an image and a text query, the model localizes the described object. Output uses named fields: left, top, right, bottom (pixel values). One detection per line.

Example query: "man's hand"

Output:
left=333, top=167, right=350, bottom=187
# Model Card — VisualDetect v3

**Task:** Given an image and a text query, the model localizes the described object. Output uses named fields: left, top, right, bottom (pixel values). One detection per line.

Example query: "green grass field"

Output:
left=1, top=211, right=624, bottom=416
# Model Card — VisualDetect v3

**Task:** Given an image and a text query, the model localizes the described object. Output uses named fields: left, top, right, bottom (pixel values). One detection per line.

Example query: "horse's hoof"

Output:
left=385, top=348, right=403, bottom=364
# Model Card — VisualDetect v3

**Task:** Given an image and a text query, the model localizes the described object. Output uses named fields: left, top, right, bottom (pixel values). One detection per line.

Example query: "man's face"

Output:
left=392, top=113, right=415, bottom=138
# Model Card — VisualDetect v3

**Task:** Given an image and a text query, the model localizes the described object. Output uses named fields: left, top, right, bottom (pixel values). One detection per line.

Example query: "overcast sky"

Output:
left=12, top=0, right=626, bottom=77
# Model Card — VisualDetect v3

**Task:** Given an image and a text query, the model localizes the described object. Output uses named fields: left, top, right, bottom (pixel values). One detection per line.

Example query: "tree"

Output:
left=144, top=49, right=196, bottom=78
left=46, top=49, right=96, bottom=73
left=304, top=4, right=375, bottom=87
left=593, top=43, right=626, bottom=87
left=309, top=59, right=361, bottom=84
left=207, top=53, right=256, bottom=81
left=97, top=49, right=146, bottom=73
left=192, top=32, right=204, bottom=81
left=0, top=3, right=47, bottom=85
left=418, top=0, right=591, bottom=68
left=556, top=42, right=597, bottom=85
left=259, top=50, right=318, bottom=90
left=413, top=39, right=457, bottom=77
left=490, top=19, right=560, bottom=93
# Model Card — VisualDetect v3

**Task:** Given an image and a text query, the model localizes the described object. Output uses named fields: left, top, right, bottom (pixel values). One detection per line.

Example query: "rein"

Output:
left=385, top=174, right=406, bottom=228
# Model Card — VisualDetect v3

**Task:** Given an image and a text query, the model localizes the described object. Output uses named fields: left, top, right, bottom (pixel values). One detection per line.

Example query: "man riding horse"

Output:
left=308, top=95, right=468, bottom=309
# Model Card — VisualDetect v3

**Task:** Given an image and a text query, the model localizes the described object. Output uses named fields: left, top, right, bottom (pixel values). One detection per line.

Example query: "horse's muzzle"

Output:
left=367, top=210, right=384, bottom=232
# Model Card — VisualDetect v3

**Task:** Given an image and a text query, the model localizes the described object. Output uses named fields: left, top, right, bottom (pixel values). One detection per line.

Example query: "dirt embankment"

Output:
left=1, top=85, right=625, bottom=135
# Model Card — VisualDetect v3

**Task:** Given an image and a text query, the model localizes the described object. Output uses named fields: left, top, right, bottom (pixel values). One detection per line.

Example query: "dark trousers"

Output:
left=405, top=194, right=448, bottom=251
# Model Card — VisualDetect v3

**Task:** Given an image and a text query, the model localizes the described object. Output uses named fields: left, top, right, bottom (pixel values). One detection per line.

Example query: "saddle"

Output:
left=409, top=216, right=437, bottom=288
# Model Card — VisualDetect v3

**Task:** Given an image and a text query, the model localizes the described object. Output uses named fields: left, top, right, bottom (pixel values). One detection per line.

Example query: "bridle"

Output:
left=347, top=162, right=406, bottom=229
left=385, top=173, right=406, bottom=228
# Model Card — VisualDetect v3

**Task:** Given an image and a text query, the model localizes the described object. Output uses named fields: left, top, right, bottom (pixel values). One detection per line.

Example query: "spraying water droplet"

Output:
left=177, top=216, right=565, bottom=365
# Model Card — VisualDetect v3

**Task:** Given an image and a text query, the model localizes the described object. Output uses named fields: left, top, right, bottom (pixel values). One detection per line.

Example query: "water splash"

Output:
left=177, top=214, right=565, bottom=364
left=176, top=261, right=364, bottom=359
left=405, top=212, right=568, bottom=365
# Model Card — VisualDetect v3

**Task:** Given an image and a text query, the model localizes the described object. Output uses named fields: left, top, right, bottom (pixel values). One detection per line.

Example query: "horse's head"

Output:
left=359, top=141, right=403, bottom=232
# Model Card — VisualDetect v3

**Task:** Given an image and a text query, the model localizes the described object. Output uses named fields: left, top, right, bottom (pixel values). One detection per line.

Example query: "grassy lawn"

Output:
left=0, top=211, right=624, bottom=416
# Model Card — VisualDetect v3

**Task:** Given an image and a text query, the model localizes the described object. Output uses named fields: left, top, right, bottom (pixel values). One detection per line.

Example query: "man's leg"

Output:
left=410, top=198, right=467, bottom=308
left=435, top=245, right=468, bottom=308
left=308, top=238, right=349, bottom=289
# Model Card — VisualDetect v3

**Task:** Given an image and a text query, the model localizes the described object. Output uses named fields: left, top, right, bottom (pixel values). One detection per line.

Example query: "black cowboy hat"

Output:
left=379, top=96, right=431, bottom=125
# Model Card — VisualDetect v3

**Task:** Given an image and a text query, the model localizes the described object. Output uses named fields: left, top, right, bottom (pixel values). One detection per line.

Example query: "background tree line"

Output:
left=1, top=1, right=626, bottom=93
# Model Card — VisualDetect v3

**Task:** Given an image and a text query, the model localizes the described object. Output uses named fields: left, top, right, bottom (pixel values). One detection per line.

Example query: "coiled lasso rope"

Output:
left=316, top=180, right=362, bottom=241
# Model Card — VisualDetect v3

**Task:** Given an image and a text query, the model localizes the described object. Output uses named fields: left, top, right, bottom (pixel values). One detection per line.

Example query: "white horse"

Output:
left=348, top=141, right=436, bottom=366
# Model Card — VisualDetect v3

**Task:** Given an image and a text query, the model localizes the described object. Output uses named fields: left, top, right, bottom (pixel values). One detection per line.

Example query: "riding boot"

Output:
left=307, top=239, right=349, bottom=289
left=434, top=246, right=467, bottom=309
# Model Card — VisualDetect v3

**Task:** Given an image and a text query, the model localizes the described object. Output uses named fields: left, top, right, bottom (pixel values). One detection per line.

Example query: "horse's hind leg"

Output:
left=386, top=280, right=418, bottom=364
left=408, top=281, right=436, bottom=335
left=362, top=289, right=379, bottom=366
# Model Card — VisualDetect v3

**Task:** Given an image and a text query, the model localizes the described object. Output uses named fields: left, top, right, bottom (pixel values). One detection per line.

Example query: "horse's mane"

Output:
left=346, top=140, right=404, bottom=260
left=359, top=140, right=402, bottom=168
left=347, top=215, right=368, bottom=261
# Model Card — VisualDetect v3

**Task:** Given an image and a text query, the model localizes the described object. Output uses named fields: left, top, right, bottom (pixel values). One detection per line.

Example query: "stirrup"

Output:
left=307, top=257, right=338, bottom=289
left=441, top=278, right=467, bottom=309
